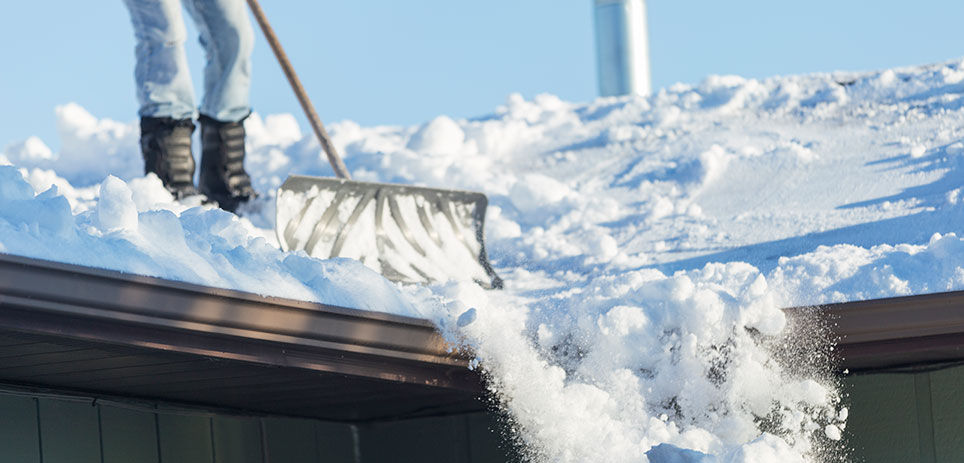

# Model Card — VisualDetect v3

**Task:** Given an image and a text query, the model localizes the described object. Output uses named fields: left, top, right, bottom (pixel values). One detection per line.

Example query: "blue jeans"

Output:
left=123, top=0, right=253, bottom=123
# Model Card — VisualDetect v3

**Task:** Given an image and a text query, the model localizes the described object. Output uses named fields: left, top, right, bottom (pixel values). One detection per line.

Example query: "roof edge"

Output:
left=0, top=253, right=478, bottom=391
left=786, top=291, right=964, bottom=371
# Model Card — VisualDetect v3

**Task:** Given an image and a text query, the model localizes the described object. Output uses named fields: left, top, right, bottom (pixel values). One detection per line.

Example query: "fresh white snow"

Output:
left=7, top=58, right=964, bottom=462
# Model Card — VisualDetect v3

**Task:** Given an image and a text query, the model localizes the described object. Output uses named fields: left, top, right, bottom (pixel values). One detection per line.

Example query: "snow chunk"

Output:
left=824, top=424, right=842, bottom=441
left=0, top=166, right=37, bottom=201
left=722, top=434, right=805, bottom=463
left=96, top=176, right=138, bottom=233
left=407, top=115, right=466, bottom=154
left=646, top=443, right=715, bottom=462
left=910, top=144, right=927, bottom=158
left=128, top=174, right=175, bottom=211
left=509, top=173, right=573, bottom=222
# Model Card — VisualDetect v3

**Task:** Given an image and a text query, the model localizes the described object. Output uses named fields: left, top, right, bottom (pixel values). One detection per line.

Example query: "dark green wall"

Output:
left=5, top=364, right=964, bottom=463
left=0, top=389, right=519, bottom=463
left=844, top=363, right=964, bottom=463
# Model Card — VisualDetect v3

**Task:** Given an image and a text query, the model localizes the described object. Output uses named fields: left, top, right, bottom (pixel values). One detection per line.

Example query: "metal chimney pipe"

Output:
left=593, top=0, right=652, bottom=97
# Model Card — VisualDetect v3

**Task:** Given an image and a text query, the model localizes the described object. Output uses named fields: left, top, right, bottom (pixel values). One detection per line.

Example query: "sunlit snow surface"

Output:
left=8, top=59, right=964, bottom=462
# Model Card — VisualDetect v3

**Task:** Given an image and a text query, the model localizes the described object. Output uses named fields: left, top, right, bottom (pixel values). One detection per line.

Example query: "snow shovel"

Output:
left=247, top=0, right=503, bottom=289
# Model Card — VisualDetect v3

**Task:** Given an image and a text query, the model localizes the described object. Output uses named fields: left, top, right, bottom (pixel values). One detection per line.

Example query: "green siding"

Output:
left=0, top=395, right=40, bottom=463
left=212, top=416, right=263, bottom=463
left=914, top=374, right=937, bottom=463
left=931, top=366, right=964, bottom=462
left=0, top=389, right=527, bottom=463
left=316, top=421, right=358, bottom=462
left=356, top=413, right=522, bottom=463
left=158, top=414, right=214, bottom=463
left=843, top=373, right=920, bottom=462
left=844, top=365, right=964, bottom=463
left=38, top=398, right=102, bottom=463
left=100, top=405, right=159, bottom=463
left=263, top=417, right=318, bottom=463
left=467, top=411, right=522, bottom=463
left=359, top=415, right=470, bottom=463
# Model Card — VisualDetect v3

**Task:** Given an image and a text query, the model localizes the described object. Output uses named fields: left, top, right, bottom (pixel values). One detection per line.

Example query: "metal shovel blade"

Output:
left=276, top=175, right=503, bottom=289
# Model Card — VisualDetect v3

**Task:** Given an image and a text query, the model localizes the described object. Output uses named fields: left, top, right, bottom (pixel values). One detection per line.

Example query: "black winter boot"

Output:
left=198, top=114, right=256, bottom=212
left=139, top=117, right=199, bottom=199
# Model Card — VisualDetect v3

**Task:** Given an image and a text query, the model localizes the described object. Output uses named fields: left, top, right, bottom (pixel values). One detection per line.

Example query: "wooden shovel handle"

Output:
left=245, top=0, right=352, bottom=179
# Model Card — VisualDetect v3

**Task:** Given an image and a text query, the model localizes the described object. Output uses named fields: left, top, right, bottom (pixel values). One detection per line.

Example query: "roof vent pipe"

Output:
left=593, top=0, right=651, bottom=97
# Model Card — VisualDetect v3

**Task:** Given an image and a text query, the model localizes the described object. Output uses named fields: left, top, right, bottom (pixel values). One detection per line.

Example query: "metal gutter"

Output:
left=6, top=250, right=964, bottom=415
left=0, top=253, right=479, bottom=392
left=786, top=291, right=964, bottom=371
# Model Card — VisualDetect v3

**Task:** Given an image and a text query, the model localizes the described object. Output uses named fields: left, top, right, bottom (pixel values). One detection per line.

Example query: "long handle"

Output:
left=245, top=0, right=352, bottom=180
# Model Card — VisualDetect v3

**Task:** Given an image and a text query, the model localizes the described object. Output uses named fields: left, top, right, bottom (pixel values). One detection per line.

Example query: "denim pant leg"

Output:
left=123, top=0, right=197, bottom=120
left=183, top=0, right=253, bottom=123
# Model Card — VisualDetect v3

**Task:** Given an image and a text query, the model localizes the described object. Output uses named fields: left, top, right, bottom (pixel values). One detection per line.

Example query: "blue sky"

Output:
left=2, top=1, right=964, bottom=151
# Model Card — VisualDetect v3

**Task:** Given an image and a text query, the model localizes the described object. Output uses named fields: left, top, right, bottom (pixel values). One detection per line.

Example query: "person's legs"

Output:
left=183, top=0, right=256, bottom=210
left=182, top=0, right=253, bottom=123
left=123, top=0, right=199, bottom=198
left=123, top=0, right=197, bottom=120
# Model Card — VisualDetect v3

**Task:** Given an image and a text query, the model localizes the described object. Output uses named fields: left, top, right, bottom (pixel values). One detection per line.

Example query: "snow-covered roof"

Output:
left=6, top=58, right=964, bottom=461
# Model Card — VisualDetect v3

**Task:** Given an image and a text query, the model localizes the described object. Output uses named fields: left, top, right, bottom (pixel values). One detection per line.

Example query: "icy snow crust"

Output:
left=7, top=59, right=964, bottom=461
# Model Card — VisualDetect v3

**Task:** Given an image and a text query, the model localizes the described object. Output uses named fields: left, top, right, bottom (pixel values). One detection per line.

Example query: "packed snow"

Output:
left=7, top=58, right=964, bottom=462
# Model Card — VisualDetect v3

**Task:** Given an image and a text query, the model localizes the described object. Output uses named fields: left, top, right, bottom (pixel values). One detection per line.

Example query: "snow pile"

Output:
left=0, top=164, right=414, bottom=316
left=424, top=266, right=843, bottom=462
left=7, top=58, right=964, bottom=461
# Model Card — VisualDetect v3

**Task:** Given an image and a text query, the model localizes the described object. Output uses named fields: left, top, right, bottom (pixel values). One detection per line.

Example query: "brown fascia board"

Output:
left=786, top=291, right=964, bottom=371
left=5, top=250, right=964, bottom=381
left=0, top=253, right=480, bottom=392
